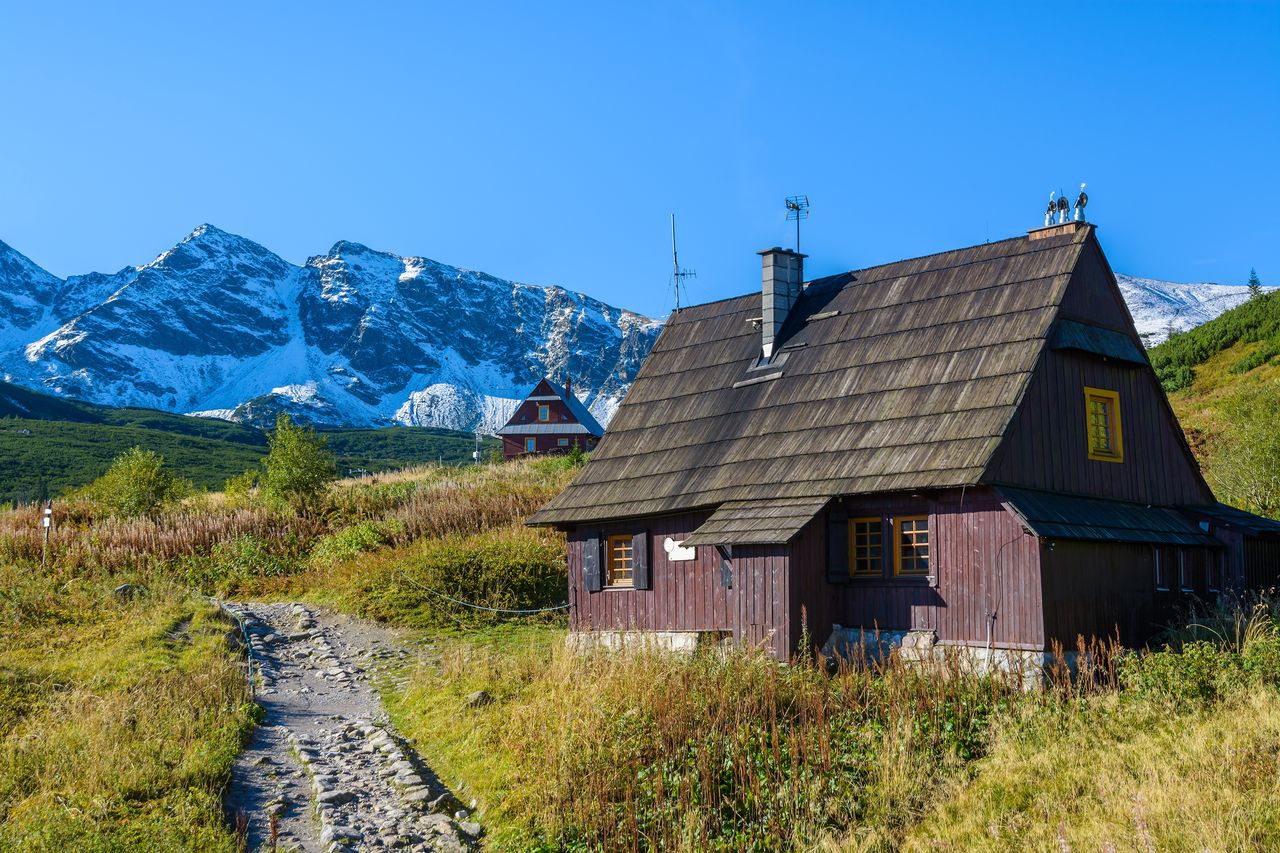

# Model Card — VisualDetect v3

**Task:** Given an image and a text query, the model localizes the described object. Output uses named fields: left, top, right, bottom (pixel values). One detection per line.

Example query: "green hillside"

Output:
left=1150, top=289, right=1280, bottom=394
left=0, top=382, right=496, bottom=504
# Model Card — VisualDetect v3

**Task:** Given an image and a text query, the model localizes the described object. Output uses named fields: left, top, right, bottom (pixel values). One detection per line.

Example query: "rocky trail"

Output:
left=222, top=602, right=481, bottom=853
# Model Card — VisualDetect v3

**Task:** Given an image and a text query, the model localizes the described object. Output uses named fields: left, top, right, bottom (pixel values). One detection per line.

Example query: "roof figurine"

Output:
left=1045, top=192, right=1057, bottom=227
left=530, top=217, right=1280, bottom=667
left=1056, top=190, right=1071, bottom=224
left=1074, top=183, right=1089, bottom=222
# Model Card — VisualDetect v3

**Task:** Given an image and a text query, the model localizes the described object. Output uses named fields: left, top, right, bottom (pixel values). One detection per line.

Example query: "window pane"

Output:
left=896, top=516, right=929, bottom=576
left=608, top=535, right=634, bottom=587
left=848, top=518, right=883, bottom=577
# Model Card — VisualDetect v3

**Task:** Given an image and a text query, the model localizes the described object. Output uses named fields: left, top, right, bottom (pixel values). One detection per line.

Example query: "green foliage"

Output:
left=74, top=446, right=193, bottom=519
left=1249, top=267, right=1264, bottom=299
left=222, top=467, right=260, bottom=509
left=342, top=528, right=567, bottom=626
left=1149, top=288, right=1280, bottom=391
left=261, top=414, right=337, bottom=513
left=186, top=533, right=299, bottom=594
left=1118, top=641, right=1242, bottom=706
left=0, top=380, right=494, bottom=504
left=309, top=519, right=404, bottom=568
left=1208, top=384, right=1280, bottom=517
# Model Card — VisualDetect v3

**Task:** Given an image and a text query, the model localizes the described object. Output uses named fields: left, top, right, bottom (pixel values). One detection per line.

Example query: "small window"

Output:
left=1154, top=547, right=1170, bottom=592
left=848, top=517, right=883, bottom=578
left=1179, top=551, right=1194, bottom=592
left=538, top=404, right=550, bottom=422
left=894, top=515, right=930, bottom=577
left=557, top=438, right=569, bottom=447
left=524, top=437, right=537, bottom=454
left=607, top=534, right=634, bottom=588
left=1084, top=387, right=1124, bottom=463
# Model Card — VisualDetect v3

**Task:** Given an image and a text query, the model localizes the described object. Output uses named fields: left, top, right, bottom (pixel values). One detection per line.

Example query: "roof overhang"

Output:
left=998, top=486, right=1220, bottom=547
left=682, top=496, right=831, bottom=547
left=496, top=423, right=597, bottom=436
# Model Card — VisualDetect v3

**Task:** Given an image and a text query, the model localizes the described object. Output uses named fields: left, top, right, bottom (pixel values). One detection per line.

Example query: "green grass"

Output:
left=0, top=380, right=497, bottom=504
left=0, top=569, right=257, bottom=851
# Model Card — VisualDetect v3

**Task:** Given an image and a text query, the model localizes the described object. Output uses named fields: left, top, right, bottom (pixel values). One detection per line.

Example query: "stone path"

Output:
left=223, top=602, right=480, bottom=853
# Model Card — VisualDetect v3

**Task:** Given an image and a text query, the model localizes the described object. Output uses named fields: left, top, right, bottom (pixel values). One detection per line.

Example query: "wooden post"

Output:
left=40, top=503, right=52, bottom=568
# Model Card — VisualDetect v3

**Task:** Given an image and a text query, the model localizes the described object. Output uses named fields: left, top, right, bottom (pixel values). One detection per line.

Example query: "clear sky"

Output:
left=1, top=1, right=1276, bottom=318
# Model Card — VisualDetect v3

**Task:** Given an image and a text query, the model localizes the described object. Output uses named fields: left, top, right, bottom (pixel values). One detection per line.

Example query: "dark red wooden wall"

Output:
left=788, top=488, right=1044, bottom=654
left=568, top=512, right=791, bottom=659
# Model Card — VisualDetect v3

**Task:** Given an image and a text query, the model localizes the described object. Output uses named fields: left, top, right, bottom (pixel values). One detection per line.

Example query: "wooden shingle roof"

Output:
left=530, top=226, right=1092, bottom=531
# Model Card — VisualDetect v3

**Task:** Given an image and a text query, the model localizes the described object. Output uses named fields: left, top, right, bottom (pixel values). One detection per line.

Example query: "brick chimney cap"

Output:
left=757, top=247, right=808, bottom=258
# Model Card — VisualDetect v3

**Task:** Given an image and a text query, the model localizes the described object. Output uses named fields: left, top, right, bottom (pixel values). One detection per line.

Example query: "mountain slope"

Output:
left=0, top=226, right=661, bottom=432
left=0, top=380, right=494, bottom=502
left=1117, top=273, right=1275, bottom=346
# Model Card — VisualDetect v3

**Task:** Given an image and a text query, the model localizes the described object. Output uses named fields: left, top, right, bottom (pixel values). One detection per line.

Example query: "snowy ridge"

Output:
left=0, top=226, right=662, bottom=433
left=1116, top=274, right=1275, bottom=346
left=0, top=224, right=1259, bottom=430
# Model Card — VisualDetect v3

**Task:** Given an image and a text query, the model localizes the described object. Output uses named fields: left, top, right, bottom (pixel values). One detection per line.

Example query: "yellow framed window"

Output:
left=607, top=534, right=634, bottom=587
left=848, top=517, right=883, bottom=578
left=524, top=437, right=536, bottom=453
left=894, top=515, right=930, bottom=577
left=1084, top=387, right=1123, bottom=462
left=538, top=404, right=550, bottom=422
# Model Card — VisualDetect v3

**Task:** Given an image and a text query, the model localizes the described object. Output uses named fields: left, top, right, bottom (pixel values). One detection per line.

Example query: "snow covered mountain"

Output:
left=0, top=226, right=661, bottom=432
left=0, top=226, right=1263, bottom=430
left=1116, top=274, right=1274, bottom=346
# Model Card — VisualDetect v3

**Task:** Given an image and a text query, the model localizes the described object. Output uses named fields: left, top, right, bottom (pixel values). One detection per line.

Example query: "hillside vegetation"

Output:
left=1147, top=292, right=1280, bottom=516
left=0, top=381, right=495, bottom=503
left=4, top=445, right=1280, bottom=850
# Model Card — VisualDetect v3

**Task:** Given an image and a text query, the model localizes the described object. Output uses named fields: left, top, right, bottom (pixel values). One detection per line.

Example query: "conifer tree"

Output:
left=1248, top=267, right=1263, bottom=299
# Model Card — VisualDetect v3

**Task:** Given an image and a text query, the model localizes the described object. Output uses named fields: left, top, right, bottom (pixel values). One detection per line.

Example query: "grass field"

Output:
left=3, top=454, right=1280, bottom=851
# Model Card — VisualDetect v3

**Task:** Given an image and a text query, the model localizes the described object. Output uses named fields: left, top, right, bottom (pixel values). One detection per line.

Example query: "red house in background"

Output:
left=498, top=377, right=605, bottom=460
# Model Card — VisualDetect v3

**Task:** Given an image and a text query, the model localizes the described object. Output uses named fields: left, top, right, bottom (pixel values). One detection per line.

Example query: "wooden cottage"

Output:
left=529, top=222, right=1280, bottom=664
left=498, top=377, right=604, bottom=460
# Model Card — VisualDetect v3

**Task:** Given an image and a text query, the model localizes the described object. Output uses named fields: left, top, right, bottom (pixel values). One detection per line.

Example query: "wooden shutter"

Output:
left=583, top=532, right=602, bottom=592
left=718, top=544, right=734, bottom=589
left=827, top=508, right=849, bottom=583
left=632, top=531, right=651, bottom=590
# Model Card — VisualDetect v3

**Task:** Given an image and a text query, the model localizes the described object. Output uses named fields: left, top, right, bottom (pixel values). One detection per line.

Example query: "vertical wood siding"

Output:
left=986, top=348, right=1211, bottom=504
left=1040, top=541, right=1218, bottom=647
left=1244, top=540, right=1280, bottom=591
left=568, top=513, right=793, bottom=660
left=789, top=488, right=1044, bottom=653
left=988, top=245, right=1212, bottom=504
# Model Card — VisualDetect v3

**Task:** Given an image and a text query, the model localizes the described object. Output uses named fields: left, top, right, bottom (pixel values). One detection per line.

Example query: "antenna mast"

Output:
left=670, top=213, right=697, bottom=312
left=785, top=195, right=810, bottom=253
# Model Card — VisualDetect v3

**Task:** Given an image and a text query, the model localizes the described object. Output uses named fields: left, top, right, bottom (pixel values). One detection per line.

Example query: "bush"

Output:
left=1118, top=641, right=1241, bottom=706
left=74, top=447, right=193, bottom=519
left=309, top=520, right=404, bottom=568
left=187, top=534, right=298, bottom=593
left=342, top=527, right=566, bottom=625
left=261, top=414, right=336, bottom=514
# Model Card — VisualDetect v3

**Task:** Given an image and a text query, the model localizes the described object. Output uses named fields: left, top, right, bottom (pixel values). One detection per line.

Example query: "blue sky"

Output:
left=1, top=1, right=1276, bottom=318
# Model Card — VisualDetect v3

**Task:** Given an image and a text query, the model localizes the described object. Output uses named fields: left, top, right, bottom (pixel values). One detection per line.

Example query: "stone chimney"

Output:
left=564, top=375, right=572, bottom=400
left=758, top=247, right=806, bottom=360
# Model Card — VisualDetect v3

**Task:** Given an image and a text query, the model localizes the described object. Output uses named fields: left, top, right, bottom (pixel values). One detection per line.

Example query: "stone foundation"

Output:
left=567, top=630, right=732, bottom=655
left=821, top=625, right=1051, bottom=688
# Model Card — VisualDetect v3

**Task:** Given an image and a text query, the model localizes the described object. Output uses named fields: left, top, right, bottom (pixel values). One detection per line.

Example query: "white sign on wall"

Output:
left=663, top=537, right=696, bottom=562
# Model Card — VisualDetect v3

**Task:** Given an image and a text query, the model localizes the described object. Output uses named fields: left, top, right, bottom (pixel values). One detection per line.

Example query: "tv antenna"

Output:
left=785, top=195, right=810, bottom=253
left=670, top=213, right=696, bottom=312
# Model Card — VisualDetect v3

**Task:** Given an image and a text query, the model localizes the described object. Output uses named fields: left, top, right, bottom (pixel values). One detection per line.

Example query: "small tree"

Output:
left=80, top=446, right=192, bottom=518
left=1210, top=384, right=1280, bottom=518
left=261, top=413, right=336, bottom=513
left=1248, top=268, right=1264, bottom=299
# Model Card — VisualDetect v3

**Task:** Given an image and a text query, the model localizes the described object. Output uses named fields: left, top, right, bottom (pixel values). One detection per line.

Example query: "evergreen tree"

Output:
left=1248, top=267, right=1263, bottom=299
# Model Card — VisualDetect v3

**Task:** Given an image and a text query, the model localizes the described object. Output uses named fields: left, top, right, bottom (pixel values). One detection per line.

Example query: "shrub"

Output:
left=1118, top=641, right=1241, bottom=706
left=342, top=527, right=566, bottom=625
left=261, top=414, right=336, bottom=514
left=74, top=447, right=193, bottom=519
left=223, top=468, right=260, bottom=509
left=187, top=533, right=298, bottom=593
left=309, top=520, right=404, bottom=568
